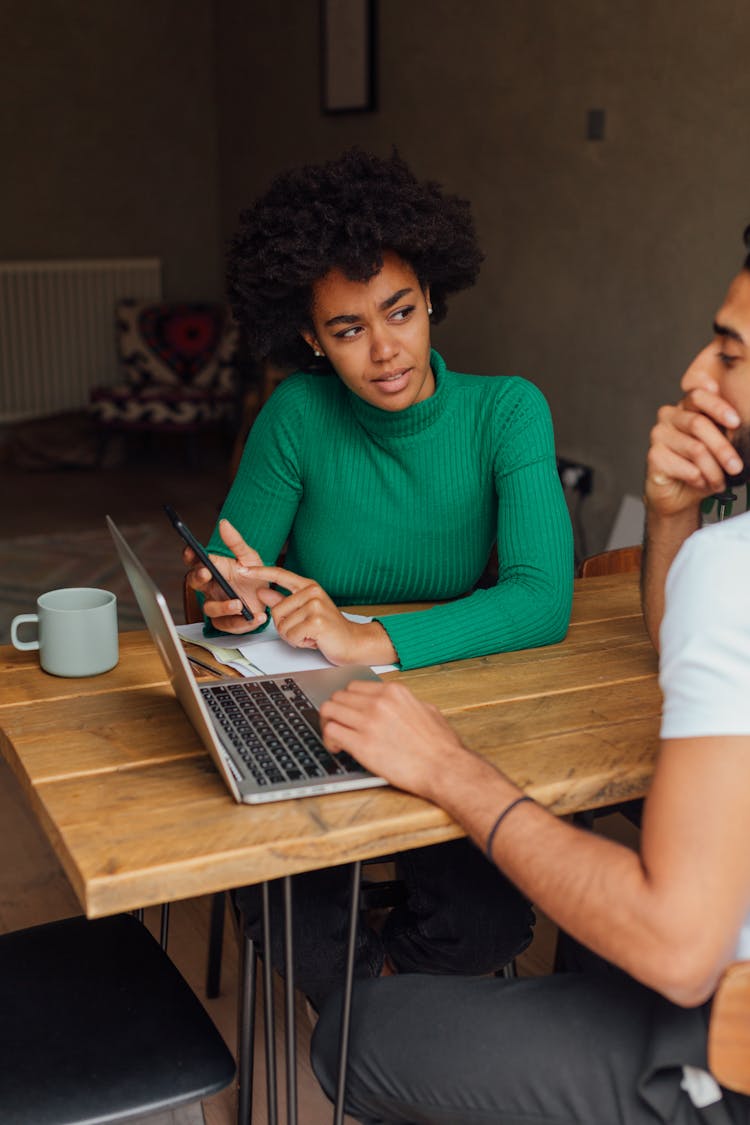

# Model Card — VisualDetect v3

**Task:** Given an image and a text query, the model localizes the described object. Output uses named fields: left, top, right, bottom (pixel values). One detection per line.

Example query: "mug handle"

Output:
left=11, top=613, right=40, bottom=651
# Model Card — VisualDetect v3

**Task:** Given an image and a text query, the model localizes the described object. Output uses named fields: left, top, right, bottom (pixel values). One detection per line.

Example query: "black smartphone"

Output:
left=163, top=504, right=254, bottom=621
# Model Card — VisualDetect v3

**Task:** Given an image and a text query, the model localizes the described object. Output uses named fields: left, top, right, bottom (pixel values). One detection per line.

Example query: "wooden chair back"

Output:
left=579, top=544, right=642, bottom=578
left=183, top=576, right=202, bottom=625
left=228, top=362, right=290, bottom=480
left=708, top=960, right=750, bottom=1094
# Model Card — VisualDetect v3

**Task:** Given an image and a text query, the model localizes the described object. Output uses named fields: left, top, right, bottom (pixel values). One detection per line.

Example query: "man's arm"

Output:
left=641, top=504, right=701, bottom=650
left=320, top=682, right=750, bottom=1006
left=642, top=347, right=742, bottom=647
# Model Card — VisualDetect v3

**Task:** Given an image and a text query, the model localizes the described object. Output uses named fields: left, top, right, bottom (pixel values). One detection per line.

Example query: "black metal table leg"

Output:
left=282, top=876, right=297, bottom=1125
left=159, top=902, right=170, bottom=950
left=261, top=882, right=278, bottom=1125
left=333, top=860, right=362, bottom=1125
left=206, top=890, right=226, bottom=998
left=237, top=931, right=257, bottom=1124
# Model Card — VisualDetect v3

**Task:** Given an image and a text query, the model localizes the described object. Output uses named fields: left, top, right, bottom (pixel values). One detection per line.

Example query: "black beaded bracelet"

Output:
left=484, top=794, right=535, bottom=860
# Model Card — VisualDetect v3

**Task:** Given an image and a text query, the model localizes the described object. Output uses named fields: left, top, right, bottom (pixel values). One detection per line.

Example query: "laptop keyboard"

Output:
left=200, top=677, right=362, bottom=788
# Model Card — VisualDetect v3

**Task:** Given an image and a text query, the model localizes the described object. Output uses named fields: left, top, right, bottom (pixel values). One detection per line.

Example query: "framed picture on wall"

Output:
left=321, top=0, right=377, bottom=114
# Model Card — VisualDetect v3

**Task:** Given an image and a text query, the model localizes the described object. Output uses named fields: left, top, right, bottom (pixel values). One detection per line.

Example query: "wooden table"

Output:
left=0, top=571, right=659, bottom=920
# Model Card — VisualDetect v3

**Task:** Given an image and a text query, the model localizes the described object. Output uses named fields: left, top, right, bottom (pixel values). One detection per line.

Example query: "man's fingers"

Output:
left=320, top=693, right=381, bottom=745
left=330, top=679, right=384, bottom=701
left=647, top=445, right=714, bottom=493
left=680, top=384, right=740, bottom=429
left=322, top=681, right=399, bottom=718
left=650, top=403, right=743, bottom=488
left=320, top=717, right=370, bottom=759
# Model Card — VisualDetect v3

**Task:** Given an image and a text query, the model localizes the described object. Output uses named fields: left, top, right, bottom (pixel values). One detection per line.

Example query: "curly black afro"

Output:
left=227, top=149, right=483, bottom=367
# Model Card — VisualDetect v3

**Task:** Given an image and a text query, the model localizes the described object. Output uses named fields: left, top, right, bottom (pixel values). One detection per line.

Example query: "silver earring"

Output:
left=427, top=306, right=433, bottom=316
left=313, top=346, right=323, bottom=357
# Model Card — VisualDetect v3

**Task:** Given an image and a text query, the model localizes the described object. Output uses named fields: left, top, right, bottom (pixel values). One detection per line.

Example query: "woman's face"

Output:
left=302, top=251, right=434, bottom=411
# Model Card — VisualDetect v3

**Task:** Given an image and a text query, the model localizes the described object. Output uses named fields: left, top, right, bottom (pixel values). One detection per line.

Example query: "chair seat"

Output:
left=0, top=913, right=235, bottom=1125
left=89, top=383, right=236, bottom=430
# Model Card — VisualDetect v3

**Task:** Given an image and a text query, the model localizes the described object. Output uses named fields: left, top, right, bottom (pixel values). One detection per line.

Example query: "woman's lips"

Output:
left=371, top=367, right=411, bottom=393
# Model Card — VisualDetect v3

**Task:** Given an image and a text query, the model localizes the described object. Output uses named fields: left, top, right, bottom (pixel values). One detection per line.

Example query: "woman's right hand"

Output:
left=184, top=518, right=272, bottom=633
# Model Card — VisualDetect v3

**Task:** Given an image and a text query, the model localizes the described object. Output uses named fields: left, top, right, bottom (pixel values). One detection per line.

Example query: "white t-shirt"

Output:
left=659, top=509, right=750, bottom=958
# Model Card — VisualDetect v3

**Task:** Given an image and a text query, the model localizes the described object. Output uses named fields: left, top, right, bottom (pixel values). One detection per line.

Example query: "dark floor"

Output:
left=1, top=426, right=233, bottom=541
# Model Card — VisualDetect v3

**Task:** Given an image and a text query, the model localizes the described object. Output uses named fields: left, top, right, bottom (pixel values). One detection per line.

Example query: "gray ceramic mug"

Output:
left=11, top=588, right=119, bottom=677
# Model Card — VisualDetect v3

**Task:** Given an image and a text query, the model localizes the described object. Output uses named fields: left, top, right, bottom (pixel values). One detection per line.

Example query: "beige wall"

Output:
left=0, top=0, right=222, bottom=298
left=215, top=0, right=750, bottom=549
left=4, top=1, right=749, bottom=547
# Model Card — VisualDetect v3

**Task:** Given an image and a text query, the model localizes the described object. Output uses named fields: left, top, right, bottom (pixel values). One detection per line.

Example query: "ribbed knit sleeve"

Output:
left=376, top=378, right=574, bottom=669
left=207, top=374, right=310, bottom=564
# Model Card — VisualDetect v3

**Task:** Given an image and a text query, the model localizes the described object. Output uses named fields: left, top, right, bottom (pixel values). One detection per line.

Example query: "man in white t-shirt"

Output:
left=310, top=234, right=750, bottom=1124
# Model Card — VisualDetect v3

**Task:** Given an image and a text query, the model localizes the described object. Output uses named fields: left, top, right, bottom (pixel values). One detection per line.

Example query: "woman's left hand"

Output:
left=249, top=565, right=397, bottom=667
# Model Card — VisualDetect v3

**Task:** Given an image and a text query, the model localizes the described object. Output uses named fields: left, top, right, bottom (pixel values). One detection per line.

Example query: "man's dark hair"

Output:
left=227, top=149, right=483, bottom=367
left=744, top=224, right=750, bottom=270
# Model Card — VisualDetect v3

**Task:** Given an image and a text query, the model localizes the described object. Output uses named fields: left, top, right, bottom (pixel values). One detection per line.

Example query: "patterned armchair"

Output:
left=89, top=299, right=239, bottom=440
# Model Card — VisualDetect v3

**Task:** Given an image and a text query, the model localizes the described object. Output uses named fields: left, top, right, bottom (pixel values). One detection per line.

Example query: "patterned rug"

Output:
left=0, top=524, right=186, bottom=646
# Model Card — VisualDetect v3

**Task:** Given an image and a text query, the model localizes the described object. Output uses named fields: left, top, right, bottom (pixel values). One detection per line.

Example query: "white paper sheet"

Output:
left=176, top=614, right=397, bottom=676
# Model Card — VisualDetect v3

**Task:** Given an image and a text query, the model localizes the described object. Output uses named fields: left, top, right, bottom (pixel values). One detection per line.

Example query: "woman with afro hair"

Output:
left=185, top=149, right=574, bottom=1006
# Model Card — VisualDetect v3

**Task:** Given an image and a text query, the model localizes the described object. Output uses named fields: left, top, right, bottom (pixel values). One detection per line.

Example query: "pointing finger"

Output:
left=245, top=565, right=310, bottom=593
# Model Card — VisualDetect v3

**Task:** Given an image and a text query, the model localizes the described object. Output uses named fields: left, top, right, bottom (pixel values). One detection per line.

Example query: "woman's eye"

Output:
left=335, top=325, right=363, bottom=339
left=718, top=351, right=740, bottom=367
left=391, top=305, right=415, bottom=322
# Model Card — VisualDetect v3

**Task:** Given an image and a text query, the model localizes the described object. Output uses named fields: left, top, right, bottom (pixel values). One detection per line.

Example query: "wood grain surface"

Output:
left=0, top=571, right=659, bottom=917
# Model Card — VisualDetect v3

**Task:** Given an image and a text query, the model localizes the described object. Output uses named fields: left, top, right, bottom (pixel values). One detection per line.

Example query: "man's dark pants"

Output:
left=312, top=970, right=750, bottom=1124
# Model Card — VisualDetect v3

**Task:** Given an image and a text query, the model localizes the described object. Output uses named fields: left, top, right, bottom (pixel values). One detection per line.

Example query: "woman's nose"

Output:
left=370, top=324, right=398, bottom=361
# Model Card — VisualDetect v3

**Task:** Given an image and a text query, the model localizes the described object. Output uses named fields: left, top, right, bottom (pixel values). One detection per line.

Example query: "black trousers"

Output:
left=235, top=838, right=534, bottom=1010
left=311, top=971, right=750, bottom=1124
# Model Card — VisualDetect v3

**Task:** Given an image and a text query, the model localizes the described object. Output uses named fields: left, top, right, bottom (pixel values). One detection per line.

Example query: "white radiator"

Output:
left=0, top=257, right=162, bottom=422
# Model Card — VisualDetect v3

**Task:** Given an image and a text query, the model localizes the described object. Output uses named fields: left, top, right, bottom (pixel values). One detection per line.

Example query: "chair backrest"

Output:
left=708, top=960, right=750, bottom=1094
left=184, top=575, right=203, bottom=625
left=228, top=361, right=290, bottom=480
left=579, top=544, right=642, bottom=578
left=116, top=299, right=239, bottom=392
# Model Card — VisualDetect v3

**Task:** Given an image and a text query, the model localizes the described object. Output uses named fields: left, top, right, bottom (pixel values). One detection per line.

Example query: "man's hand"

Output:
left=184, top=519, right=271, bottom=632
left=645, top=344, right=742, bottom=518
left=247, top=566, right=398, bottom=666
left=642, top=346, right=745, bottom=648
left=320, top=679, right=470, bottom=799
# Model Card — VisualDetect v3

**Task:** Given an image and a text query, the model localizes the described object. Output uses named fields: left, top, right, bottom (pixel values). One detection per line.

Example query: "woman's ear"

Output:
left=300, top=330, right=324, bottom=357
left=424, top=286, right=432, bottom=316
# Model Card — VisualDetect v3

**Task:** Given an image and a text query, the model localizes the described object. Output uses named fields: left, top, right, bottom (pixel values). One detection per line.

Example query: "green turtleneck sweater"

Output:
left=208, top=350, right=574, bottom=670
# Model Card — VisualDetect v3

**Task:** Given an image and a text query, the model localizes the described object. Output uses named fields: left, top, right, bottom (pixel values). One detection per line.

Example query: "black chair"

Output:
left=0, top=912, right=235, bottom=1125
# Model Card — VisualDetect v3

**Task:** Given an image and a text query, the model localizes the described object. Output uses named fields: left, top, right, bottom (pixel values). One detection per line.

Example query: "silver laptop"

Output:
left=107, top=516, right=387, bottom=804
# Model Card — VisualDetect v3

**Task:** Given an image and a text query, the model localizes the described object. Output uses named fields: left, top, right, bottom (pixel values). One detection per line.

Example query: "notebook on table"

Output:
left=106, top=516, right=387, bottom=804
